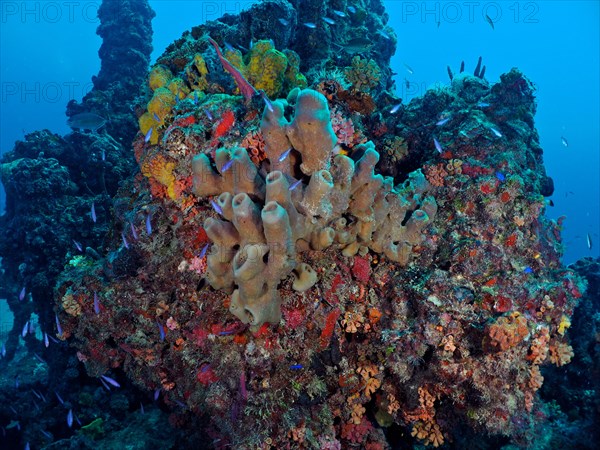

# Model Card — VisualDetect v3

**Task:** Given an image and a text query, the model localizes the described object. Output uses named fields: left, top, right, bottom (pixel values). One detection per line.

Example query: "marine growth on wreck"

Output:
left=0, top=0, right=592, bottom=449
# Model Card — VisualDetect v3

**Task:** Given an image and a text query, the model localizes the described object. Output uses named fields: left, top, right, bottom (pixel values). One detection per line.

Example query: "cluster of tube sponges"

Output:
left=192, top=89, right=436, bottom=327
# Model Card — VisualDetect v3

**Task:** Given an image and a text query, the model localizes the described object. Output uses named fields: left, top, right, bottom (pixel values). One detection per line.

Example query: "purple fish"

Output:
left=55, top=313, right=63, bottom=337
left=91, top=202, right=97, bottom=223
left=121, top=232, right=129, bottom=249
left=140, top=402, right=145, bottom=415
left=94, top=292, right=100, bottom=315
left=210, top=200, right=223, bottom=215
left=157, top=321, right=165, bottom=341
left=221, top=158, right=235, bottom=173
left=99, top=378, right=111, bottom=391
left=146, top=214, right=152, bottom=235
left=208, top=37, right=258, bottom=101
left=144, top=128, right=153, bottom=143
left=240, top=371, right=248, bottom=400
left=130, top=222, right=139, bottom=240
left=55, top=391, right=65, bottom=405
left=200, top=243, right=209, bottom=258
left=278, top=148, right=292, bottom=162
left=28, top=321, right=34, bottom=334
left=73, top=240, right=83, bottom=252
left=67, top=409, right=73, bottom=428
left=433, top=137, right=443, bottom=153
left=25, top=442, right=30, bottom=450
left=100, top=374, right=121, bottom=388
left=19, top=287, right=26, bottom=301
left=33, top=353, right=45, bottom=364
left=40, top=430, right=52, bottom=439
left=288, top=179, right=302, bottom=191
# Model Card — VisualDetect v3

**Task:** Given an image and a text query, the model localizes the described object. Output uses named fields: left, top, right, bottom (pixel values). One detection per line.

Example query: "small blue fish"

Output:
left=261, top=91, right=274, bottom=113
left=332, top=9, right=346, bottom=17
left=101, top=374, right=121, bottom=388
left=55, top=390, right=65, bottom=405
left=495, top=171, right=506, bottom=182
left=200, top=243, right=209, bottom=258
left=154, top=388, right=161, bottom=401
left=144, top=127, right=153, bottom=143
left=303, top=22, right=317, bottom=29
left=130, top=222, right=139, bottom=240
left=436, top=117, right=450, bottom=126
left=193, top=91, right=198, bottom=105
left=278, top=18, right=289, bottom=26
left=44, top=332, right=49, bottom=348
left=140, top=402, right=145, bottom=415
left=210, top=200, right=223, bottom=215
left=157, top=321, right=165, bottom=341
left=1, top=343, right=5, bottom=357
left=67, top=409, right=73, bottom=428
left=99, top=378, right=111, bottom=391
left=94, top=292, right=100, bottom=315
left=290, top=364, right=303, bottom=370
left=55, top=313, right=63, bottom=337
left=22, top=321, right=29, bottom=338
left=204, top=109, right=213, bottom=121
left=153, top=113, right=160, bottom=122
left=25, top=442, right=30, bottom=450
left=378, top=30, right=391, bottom=40
left=490, top=127, right=502, bottom=137
left=146, top=214, right=152, bottom=235
left=101, top=149, right=105, bottom=161
left=523, top=266, right=533, bottom=274
left=33, top=353, right=45, bottom=364
left=390, top=103, right=401, bottom=114
left=433, top=137, right=443, bottom=153
left=561, top=136, right=568, bottom=147
left=221, top=158, right=235, bottom=173
left=19, top=287, right=25, bottom=301
left=278, top=148, right=293, bottom=162
left=122, top=232, right=129, bottom=249
left=40, top=430, right=52, bottom=439
left=348, top=6, right=357, bottom=14
left=91, top=202, right=97, bottom=223
left=219, top=330, right=235, bottom=336
left=288, top=179, right=302, bottom=191
left=587, top=233, right=592, bottom=250
left=73, top=240, right=83, bottom=252
left=322, top=17, right=336, bottom=25
left=477, top=102, right=490, bottom=108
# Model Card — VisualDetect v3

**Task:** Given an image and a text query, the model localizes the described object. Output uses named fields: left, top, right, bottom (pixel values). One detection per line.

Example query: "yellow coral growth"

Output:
left=186, top=54, right=210, bottom=92
left=138, top=112, right=161, bottom=145
left=149, top=64, right=173, bottom=91
left=167, top=77, right=190, bottom=100
left=141, top=154, right=177, bottom=200
left=557, top=314, right=571, bottom=336
left=147, top=88, right=177, bottom=122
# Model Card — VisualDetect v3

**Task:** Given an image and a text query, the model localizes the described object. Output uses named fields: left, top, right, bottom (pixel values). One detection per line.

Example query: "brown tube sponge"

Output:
left=286, top=90, right=337, bottom=175
left=292, top=263, right=318, bottom=292
left=232, top=193, right=265, bottom=246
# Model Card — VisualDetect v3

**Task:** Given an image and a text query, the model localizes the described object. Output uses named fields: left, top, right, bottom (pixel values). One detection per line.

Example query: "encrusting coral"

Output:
left=193, top=88, right=436, bottom=327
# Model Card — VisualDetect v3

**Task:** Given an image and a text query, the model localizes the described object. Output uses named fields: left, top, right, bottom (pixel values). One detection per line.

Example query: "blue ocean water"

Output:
left=1, top=0, right=597, bottom=264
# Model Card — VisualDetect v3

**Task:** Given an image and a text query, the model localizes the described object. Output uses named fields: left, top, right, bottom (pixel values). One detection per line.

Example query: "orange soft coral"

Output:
left=141, top=154, right=178, bottom=200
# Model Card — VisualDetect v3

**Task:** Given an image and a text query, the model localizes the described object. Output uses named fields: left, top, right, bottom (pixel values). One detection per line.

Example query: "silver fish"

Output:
left=436, top=117, right=450, bottom=126
left=404, top=63, right=414, bottom=74
left=587, top=233, right=592, bottom=250
left=322, top=17, right=336, bottom=25
left=335, top=37, right=373, bottom=54
left=332, top=10, right=346, bottom=17
left=390, top=103, right=401, bottom=114
left=490, top=127, right=502, bottom=137
left=433, top=137, right=443, bottom=153
left=485, top=14, right=495, bottom=30
left=561, top=136, right=568, bottom=147
left=91, top=202, right=97, bottom=223
left=144, top=128, right=153, bottom=143
left=303, top=22, right=317, bottom=29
